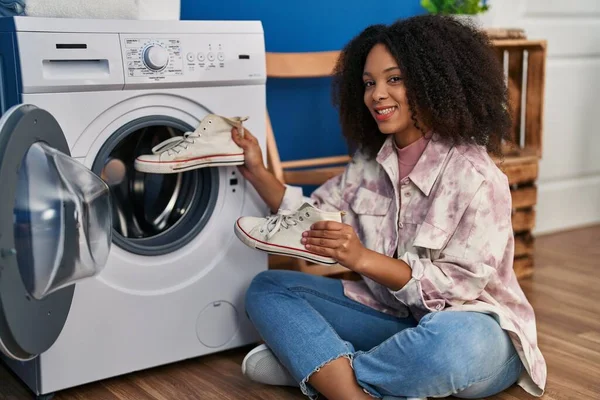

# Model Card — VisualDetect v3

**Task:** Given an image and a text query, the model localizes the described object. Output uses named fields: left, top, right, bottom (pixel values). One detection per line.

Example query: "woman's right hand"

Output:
left=231, top=127, right=267, bottom=181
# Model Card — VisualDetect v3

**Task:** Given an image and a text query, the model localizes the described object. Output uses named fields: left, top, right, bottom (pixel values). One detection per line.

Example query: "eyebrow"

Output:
left=362, top=66, right=401, bottom=77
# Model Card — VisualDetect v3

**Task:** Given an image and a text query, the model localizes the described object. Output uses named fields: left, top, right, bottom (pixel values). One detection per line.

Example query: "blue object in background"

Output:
left=0, top=0, right=25, bottom=16
left=181, top=1, right=425, bottom=183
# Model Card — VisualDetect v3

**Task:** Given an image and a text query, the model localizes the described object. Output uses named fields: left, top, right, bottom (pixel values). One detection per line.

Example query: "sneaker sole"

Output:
left=134, top=154, right=244, bottom=174
left=234, top=219, right=338, bottom=266
left=241, top=343, right=269, bottom=375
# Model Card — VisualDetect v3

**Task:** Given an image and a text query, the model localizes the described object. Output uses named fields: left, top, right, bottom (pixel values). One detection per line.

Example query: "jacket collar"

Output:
left=376, top=133, right=453, bottom=196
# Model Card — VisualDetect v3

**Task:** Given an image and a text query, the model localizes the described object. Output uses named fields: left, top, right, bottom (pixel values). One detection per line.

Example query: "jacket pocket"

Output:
left=348, top=187, right=393, bottom=252
left=413, top=222, right=449, bottom=251
left=350, top=187, right=392, bottom=215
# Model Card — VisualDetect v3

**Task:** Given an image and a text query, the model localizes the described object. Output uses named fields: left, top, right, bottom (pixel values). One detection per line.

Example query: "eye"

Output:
left=388, top=76, right=403, bottom=84
left=363, top=80, right=374, bottom=88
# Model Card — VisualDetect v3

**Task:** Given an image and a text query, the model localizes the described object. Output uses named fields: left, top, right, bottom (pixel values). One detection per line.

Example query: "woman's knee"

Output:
left=245, top=270, right=277, bottom=300
left=425, top=312, right=507, bottom=352
left=247, top=269, right=295, bottom=292
left=244, top=270, right=296, bottom=314
left=421, top=311, right=517, bottom=380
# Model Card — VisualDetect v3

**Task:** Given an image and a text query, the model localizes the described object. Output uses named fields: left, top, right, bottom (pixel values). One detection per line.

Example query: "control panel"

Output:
left=124, top=38, right=183, bottom=77
left=120, top=33, right=266, bottom=87
left=13, top=29, right=266, bottom=93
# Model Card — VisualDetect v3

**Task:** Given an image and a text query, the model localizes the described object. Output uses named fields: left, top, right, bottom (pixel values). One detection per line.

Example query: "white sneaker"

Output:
left=134, top=114, right=248, bottom=174
left=241, top=345, right=427, bottom=399
left=241, top=344, right=298, bottom=387
left=234, top=202, right=343, bottom=266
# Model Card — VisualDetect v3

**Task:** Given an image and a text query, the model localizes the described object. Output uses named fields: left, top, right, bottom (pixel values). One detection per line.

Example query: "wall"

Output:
left=181, top=1, right=424, bottom=163
left=486, top=0, right=600, bottom=234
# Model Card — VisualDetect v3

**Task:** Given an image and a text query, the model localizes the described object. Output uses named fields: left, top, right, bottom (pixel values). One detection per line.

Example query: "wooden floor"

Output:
left=1, top=225, right=599, bottom=400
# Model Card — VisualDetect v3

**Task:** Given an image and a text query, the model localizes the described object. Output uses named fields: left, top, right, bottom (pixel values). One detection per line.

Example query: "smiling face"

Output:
left=362, top=43, right=422, bottom=147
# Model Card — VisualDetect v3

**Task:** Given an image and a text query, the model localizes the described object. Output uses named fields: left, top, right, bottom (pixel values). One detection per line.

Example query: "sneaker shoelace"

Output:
left=151, top=132, right=200, bottom=156
left=259, top=209, right=313, bottom=240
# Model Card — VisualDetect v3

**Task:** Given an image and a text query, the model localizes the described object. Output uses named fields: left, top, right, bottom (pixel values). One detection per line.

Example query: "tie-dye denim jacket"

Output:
left=280, top=134, right=546, bottom=397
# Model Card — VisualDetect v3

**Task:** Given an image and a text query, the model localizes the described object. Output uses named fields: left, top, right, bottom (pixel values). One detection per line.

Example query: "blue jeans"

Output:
left=245, top=270, right=523, bottom=399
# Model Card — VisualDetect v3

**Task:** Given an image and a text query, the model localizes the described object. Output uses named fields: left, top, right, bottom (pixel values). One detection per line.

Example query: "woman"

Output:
left=231, top=15, right=546, bottom=400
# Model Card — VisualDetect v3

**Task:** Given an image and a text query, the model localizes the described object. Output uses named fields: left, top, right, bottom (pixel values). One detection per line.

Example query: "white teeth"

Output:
left=376, top=107, right=395, bottom=115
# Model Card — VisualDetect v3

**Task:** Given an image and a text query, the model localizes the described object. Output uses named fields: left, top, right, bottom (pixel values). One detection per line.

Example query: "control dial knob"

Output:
left=143, top=45, right=168, bottom=71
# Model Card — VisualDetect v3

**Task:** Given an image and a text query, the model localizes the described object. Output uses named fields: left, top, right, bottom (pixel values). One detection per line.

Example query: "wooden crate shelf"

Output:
left=514, top=233, right=535, bottom=258
left=493, top=35, right=546, bottom=279
left=514, top=256, right=534, bottom=279
left=512, top=209, right=537, bottom=233
left=511, top=186, right=537, bottom=209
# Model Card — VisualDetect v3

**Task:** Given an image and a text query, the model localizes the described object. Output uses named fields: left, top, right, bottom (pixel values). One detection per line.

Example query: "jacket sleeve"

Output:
left=389, top=179, right=514, bottom=319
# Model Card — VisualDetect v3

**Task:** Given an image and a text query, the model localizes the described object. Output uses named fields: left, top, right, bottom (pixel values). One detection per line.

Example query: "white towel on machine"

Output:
left=137, top=0, right=180, bottom=20
left=24, top=0, right=180, bottom=20
left=25, top=0, right=140, bottom=19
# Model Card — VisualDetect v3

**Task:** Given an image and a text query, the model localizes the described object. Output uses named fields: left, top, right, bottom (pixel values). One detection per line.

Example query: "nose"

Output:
left=372, top=81, right=388, bottom=102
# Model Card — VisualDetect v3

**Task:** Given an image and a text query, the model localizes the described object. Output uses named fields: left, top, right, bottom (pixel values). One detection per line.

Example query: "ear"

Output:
left=221, top=116, right=249, bottom=137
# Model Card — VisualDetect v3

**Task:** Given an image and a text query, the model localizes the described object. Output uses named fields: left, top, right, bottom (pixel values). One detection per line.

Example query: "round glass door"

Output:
left=14, top=142, right=111, bottom=301
left=92, top=116, right=219, bottom=256
left=0, top=104, right=111, bottom=360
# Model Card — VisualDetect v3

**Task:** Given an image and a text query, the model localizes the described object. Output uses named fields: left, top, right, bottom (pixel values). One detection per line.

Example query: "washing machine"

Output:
left=0, top=16, right=268, bottom=398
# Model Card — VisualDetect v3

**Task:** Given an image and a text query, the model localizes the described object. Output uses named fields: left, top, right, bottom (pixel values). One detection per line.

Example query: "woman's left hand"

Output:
left=301, top=221, right=369, bottom=271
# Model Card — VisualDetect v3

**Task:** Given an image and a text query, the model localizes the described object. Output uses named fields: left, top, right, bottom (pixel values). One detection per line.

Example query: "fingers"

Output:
left=302, top=229, right=341, bottom=239
left=231, top=128, right=259, bottom=153
left=231, top=128, right=245, bottom=146
left=301, top=236, right=339, bottom=249
left=230, top=128, right=241, bottom=144
left=232, top=127, right=258, bottom=144
left=243, top=128, right=258, bottom=142
left=310, top=221, right=344, bottom=231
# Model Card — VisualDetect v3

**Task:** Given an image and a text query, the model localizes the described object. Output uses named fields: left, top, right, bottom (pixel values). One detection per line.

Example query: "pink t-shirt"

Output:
left=395, top=135, right=430, bottom=181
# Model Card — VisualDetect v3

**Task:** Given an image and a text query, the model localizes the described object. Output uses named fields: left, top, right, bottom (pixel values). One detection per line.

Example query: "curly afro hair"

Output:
left=332, top=14, right=511, bottom=159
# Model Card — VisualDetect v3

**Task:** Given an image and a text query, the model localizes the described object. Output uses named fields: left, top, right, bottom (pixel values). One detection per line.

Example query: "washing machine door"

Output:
left=0, top=104, right=112, bottom=361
